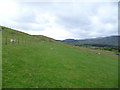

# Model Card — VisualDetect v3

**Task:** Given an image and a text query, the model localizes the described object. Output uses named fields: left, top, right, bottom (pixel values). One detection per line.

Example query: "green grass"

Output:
left=3, top=41, right=118, bottom=88
left=1, top=26, right=118, bottom=88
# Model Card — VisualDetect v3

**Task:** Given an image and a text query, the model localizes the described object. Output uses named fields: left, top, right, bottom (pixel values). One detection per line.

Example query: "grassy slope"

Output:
left=2, top=26, right=118, bottom=88
left=2, top=26, right=53, bottom=45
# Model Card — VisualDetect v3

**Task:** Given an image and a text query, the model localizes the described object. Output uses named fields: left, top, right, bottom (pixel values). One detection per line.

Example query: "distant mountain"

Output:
left=61, top=39, right=78, bottom=42
left=62, top=36, right=119, bottom=47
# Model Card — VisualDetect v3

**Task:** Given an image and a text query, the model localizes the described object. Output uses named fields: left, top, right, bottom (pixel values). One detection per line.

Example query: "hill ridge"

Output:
left=62, top=35, right=119, bottom=47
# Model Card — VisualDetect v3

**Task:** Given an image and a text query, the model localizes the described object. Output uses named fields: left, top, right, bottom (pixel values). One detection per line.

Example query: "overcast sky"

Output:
left=0, top=0, right=118, bottom=40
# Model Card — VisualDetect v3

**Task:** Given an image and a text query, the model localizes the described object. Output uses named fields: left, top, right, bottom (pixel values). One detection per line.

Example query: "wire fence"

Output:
left=2, top=27, right=46, bottom=45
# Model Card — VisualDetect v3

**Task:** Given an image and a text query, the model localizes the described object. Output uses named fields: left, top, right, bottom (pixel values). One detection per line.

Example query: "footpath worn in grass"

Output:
left=3, top=41, right=118, bottom=88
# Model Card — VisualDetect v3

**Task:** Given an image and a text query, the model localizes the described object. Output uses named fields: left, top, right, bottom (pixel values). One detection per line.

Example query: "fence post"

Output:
left=5, top=37, right=7, bottom=45
left=18, top=38, right=19, bottom=44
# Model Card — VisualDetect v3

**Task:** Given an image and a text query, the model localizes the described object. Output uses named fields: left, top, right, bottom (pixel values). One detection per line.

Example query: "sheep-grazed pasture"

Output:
left=2, top=26, right=54, bottom=45
left=2, top=26, right=118, bottom=88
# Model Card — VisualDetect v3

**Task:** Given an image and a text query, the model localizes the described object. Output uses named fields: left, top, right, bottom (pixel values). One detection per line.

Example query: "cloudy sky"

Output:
left=0, top=0, right=118, bottom=40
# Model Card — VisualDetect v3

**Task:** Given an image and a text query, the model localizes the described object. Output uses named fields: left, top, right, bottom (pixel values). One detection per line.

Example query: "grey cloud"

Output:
left=13, top=10, right=37, bottom=23
left=14, top=14, right=37, bottom=23
left=57, top=15, right=91, bottom=30
left=0, top=1, right=118, bottom=40
left=14, top=23, right=45, bottom=31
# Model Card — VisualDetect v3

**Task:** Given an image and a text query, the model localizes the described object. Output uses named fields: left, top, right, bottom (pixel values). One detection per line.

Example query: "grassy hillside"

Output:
left=2, top=26, right=118, bottom=88
left=1, top=26, right=54, bottom=45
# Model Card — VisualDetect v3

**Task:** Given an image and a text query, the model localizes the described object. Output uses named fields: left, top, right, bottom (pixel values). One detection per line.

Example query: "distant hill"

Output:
left=62, top=36, right=119, bottom=47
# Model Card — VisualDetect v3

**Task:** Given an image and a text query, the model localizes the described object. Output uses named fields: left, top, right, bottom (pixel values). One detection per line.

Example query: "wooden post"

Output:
left=18, top=38, right=19, bottom=44
left=5, top=37, right=7, bottom=45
